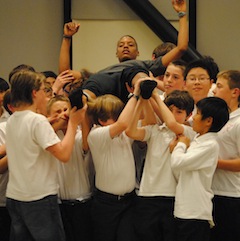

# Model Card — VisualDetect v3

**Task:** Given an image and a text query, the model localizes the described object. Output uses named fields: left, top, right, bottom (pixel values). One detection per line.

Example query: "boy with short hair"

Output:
left=160, top=59, right=187, bottom=100
left=170, top=97, right=229, bottom=241
left=86, top=92, right=138, bottom=241
left=46, top=95, right=94, bottom=241
left=211, top=70, right=240, bottom=241
left=125, top=87, right=196, bottom=241
left=6, top=70, right=86, bottom=241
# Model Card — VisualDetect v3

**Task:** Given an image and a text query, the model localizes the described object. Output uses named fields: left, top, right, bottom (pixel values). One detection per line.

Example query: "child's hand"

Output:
left=178, top=134, right=190, bottom=148
left=172, top=0, right=187, bottom=13
left=52, top=70, right=74, bottom=94
left=169, top=134, right=190, bottom=152
left=133, top=77, right=156, bottom=97
left=132, top=77, right=146, bottom=96
left=64, top=22, right=80, bottom=37
left=69, top=104, right=87, bottom=126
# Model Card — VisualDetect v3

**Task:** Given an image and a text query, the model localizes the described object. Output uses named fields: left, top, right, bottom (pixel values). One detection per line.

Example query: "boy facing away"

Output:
left=170, top=97, right=229, bottom=241
left=5, top=70, right=86, bottom=241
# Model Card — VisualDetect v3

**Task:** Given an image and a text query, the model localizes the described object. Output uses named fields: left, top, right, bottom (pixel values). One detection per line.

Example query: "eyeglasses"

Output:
left=186, top=76, right=210, bottom=83
left=43, top=87, right=52, bottom=93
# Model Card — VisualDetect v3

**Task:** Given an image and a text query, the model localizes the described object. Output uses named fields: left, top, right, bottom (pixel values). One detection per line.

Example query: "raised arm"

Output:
left=125, top=98, right=148, bottom=141
left=47, top=105, right=87, bottom=162
left=152, top=90, right=184, bottom=135
left=141, top=99, right=157, bottom=126
left=59, top=22, right=80, bottom=73
left=161, top=0, right=188, bottom=66
left=109, top=78, right=146, bottom=138
left=125, top=78, right=157, bottom=140
left=81, top=96, right=91, bottom=153
left=109, top=93, right=139, bottom=138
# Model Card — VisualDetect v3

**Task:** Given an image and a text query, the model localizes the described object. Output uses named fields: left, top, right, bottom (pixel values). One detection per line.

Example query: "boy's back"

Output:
left=6, top=110, right=60, bottom=201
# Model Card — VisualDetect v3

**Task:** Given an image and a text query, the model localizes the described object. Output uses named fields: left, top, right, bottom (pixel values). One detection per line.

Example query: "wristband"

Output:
left=128, top=93, right=139, bottom=101
left=178, top=11, right=186, bottom=18
left=63, top=35, right=72, bottom=39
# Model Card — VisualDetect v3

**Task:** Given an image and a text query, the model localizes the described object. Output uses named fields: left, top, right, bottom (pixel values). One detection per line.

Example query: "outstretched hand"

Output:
left=172, top=0, right=187, bottom=13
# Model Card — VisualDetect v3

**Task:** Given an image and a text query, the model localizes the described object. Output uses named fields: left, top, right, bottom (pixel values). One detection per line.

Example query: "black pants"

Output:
left=59, top=199, right=93, bottom=241
left=211, top=195, right=240, bottom=241
left=0, top=206, right=11, bottom=241
left=134, top=196, right=176, bottom=241
left=91, top=189, right=136, bottom=241
left=176, top=218, right=210, bottom=241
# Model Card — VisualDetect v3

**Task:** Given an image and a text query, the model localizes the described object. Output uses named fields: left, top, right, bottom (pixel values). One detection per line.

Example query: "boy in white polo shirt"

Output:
left=46, top=95, right=94, bottom=241
left=6, top=70, right=86, bottom=241
left=126, top=88, right=196, bottom=241
left=211, top=70, right=240, bottom=241
left=170, top=97, right=229, bottom=241
left=86, top=85, right=142, bottom=241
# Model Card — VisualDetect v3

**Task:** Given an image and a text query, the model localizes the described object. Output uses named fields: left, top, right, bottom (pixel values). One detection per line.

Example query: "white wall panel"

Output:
left=0, top=0, right=63, bottom=80
left=197, top=0, right=240, bottom=70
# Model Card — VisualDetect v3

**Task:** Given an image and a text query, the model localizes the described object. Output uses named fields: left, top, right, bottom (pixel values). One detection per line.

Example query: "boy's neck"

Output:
left=228, top=100, right=239, bottom=113
left=14, top=104, right=37, bottom=112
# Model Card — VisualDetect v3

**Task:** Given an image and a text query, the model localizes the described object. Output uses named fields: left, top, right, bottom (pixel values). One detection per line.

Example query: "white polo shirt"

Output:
left=139, top=123, right=196, bottom=197
left=57, top=130, right=93, bottom=201
left=212, top=108, right=240, bottom=197
left=171, top=133, right=218, bottom=221
left=88, top=125, right=135, bottom=196
left=6, top=110, right=60, bottom=201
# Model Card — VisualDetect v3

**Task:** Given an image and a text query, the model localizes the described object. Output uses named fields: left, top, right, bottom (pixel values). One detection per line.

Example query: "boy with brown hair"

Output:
left=6, top=70, right=86, bottom=241
left=211, top=70, right=240, bottom=241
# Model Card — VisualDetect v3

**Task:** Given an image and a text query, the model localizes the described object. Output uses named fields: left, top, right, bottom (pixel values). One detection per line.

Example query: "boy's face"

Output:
left=192, top=109, right=210, bottom=135
left=45, top=77, right=55, bottom=86
left=36, top=84, right=49, bottom=116
left=116, top=36, right=139, bottom=62
left=185, top=67, right=213, bottom=103
left=49, top=100, right=70, bottom=131
left=213, top=77, right=232, bottom=105
left=169, top=105, right=188, bottom=124
left=163, top=64, right=185, bottom=95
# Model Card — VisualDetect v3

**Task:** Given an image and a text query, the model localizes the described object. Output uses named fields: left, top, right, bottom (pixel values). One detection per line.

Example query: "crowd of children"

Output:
left=1, top=1, right=240, bottom=241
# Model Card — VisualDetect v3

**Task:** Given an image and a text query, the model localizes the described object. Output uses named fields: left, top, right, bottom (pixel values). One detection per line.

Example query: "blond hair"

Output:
left=46, top=95, right=70, bottom=116
left=87, top=94, right=124, bottom=125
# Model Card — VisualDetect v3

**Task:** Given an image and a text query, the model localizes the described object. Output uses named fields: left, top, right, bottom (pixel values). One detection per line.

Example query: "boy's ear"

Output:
left=125, top=82, right=134, bottom=93
left=98, top=118, right=105, bottom=126
left=206, top=116, right=213, bottom=128
left=232, top=87, right=240, bottom=98
left=32, top=89, right=37, bottom=98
